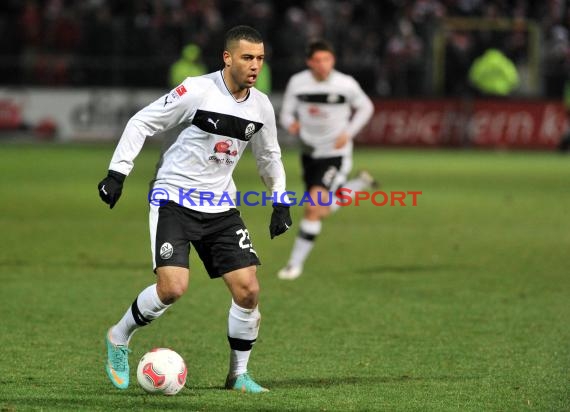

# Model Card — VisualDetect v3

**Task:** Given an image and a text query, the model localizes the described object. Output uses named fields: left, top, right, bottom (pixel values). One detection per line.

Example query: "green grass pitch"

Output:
left=0, top=143, right=568, bottom=411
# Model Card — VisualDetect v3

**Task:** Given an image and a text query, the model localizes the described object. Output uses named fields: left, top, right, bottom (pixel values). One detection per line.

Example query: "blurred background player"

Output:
left=277, top=39, right=375, bottom=280
left=98, top=25, right=292, bottom=393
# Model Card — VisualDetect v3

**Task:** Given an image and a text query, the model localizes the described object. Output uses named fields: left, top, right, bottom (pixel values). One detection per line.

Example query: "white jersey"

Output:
left=280, top=69, right=374, bottom=158
left=109, top=70, right=288, bottom=213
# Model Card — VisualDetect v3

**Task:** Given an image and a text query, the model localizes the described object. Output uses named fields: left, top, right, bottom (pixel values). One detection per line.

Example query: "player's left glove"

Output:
left=269, top=204, right=292, bottom=239
left=97, top=170, right=126, bottom=209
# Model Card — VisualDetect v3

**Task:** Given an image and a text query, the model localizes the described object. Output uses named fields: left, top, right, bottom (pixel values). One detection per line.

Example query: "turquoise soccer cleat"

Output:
left=105, top=330, right=131, bottom=389
left=225, top=373, right=269, bottom=393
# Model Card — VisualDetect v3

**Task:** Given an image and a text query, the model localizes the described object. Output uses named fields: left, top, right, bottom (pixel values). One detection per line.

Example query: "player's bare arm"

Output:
left=334, top=132, right=349, bottom=149
left=288, top=121, right=300, bottom=135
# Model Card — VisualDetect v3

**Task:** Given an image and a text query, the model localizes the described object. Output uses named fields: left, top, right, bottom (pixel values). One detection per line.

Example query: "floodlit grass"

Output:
left=0, top=143, right=568, bottom=411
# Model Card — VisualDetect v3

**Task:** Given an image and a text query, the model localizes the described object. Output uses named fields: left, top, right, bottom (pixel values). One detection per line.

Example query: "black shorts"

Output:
left=150, top=201, right=261, bottom=278
left=301, top=154, right=344, bottom=191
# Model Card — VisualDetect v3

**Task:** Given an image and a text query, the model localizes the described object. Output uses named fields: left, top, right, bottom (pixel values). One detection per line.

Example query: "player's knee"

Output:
left=235, top=279, right=260, bottom=308
left=304, top=205, right=321, bottom=220
left=157, top=283, right=186, bottom=304
left=319, top=205, right=331, bottom=218
left=161, top=285, right=186, bottom=304
left=156, top=268, right=189, bottom=304
left=305, top=204, right=328, bottom=220
left=247, top=280, right=260, bottom=298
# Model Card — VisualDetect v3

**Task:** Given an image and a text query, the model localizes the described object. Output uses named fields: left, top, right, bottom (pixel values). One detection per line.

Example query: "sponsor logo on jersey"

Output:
left=208, top=118, right=220, bottom=129
left=209, top=139, right=238, bottom=165
left=308, top=105, right=321, bottom=116
left=213, top=139, right=238, bottom=156
left=160, top=242, right=174, bottom=259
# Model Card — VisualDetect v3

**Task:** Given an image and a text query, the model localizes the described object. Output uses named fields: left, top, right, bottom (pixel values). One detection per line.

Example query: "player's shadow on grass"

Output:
left=261, top=374, right=473, bottom=389
left=71, top=260, right=150, bottom=271
left=191, top=375, right=425, bottom=391
left=0, top=258, right=149, bottom=271
left=223, top=375, right=420, bottom=390
left=355, top=264, right=475, bottom=275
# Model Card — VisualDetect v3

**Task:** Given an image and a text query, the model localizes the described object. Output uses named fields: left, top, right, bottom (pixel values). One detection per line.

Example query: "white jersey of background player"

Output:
left=280, top=67, right=373, bottom=159
left=277, top=39, right=375, bottom=280
left=98, top=25, right=292, bottom=394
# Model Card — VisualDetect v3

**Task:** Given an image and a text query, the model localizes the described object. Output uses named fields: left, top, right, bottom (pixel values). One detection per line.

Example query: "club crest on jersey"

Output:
left=244, top=123, right=256, bottom=140
left=160, top=242, right=174, bottom=259
left=327, top=93, right=340, bottom=103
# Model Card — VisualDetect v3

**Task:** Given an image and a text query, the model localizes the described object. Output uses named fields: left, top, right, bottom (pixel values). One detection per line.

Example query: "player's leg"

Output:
left=106, top=267, right=186, bottom=389
left=278, top=155, right=340, bottom=280
left=109, top=266, right=186, bottom=345
left=222, top=266, right=268, bottom=393
left=278, top=185, right=327, bottom=280
left=193, top=209, right=267, bottom=393
left=105, top=202, right=191, bottom=389
left=330, top=155, right=378, bottom=213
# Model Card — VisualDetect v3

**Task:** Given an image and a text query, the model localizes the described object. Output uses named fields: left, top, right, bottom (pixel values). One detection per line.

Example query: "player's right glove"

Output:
left=269, top=204, right=292, bottom=239
left=97, top=170, right=126, bottom=209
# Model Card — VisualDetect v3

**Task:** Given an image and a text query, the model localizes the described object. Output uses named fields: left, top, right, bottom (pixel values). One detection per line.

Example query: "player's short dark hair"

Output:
left=224, top=25, right=263, bottom=50
left=306, top=39, right=335, bottom=58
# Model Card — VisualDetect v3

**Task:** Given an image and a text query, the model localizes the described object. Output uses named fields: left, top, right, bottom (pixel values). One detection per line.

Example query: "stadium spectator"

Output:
left=557, top=76, right=570, bottom=152
left=97, top=25, right=291, bottom=394
left=444, top=30, right=476, bottom=96
left=168, top=43, right=207, bottom=88
left=468, top=48, right=520, bottom=96
left=384, top=18, right=425, bottom=96
left=276, top=39, right=375, bottom=280
left=543, top=25, right=570, bottom=98
left=275, top=7, right=311, bottom=73
left=2, top=0, right=570, bottom=97
left=255, top=60, right=272, bottom=94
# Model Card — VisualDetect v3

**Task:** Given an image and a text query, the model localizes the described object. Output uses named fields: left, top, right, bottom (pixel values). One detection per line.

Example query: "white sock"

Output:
left=227, top=300, right=261, bottom=377
left=330, top=176, right=370, bottom=213
left=287, top=219, right=322, bottom=268
left=110, top=284, right=170, bottom=346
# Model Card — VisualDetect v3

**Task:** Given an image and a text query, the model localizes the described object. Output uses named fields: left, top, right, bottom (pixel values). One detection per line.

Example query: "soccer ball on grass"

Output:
left=136, top=348, right=187, bottom=395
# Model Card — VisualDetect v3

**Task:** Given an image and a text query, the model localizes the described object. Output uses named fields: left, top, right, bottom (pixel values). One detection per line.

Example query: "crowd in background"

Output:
left=0, top=0, right=568, bottom=98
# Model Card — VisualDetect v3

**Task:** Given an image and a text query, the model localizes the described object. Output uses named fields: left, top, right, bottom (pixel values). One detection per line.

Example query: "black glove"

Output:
left=269, top=204, right=292, bottom=239
left=97, top=170, right=126, bottom=209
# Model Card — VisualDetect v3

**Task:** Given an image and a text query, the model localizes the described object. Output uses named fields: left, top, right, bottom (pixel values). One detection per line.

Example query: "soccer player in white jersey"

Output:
left=277, top=40, right=375, bottom=280
left=97, top=25, right=292, bottom=393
